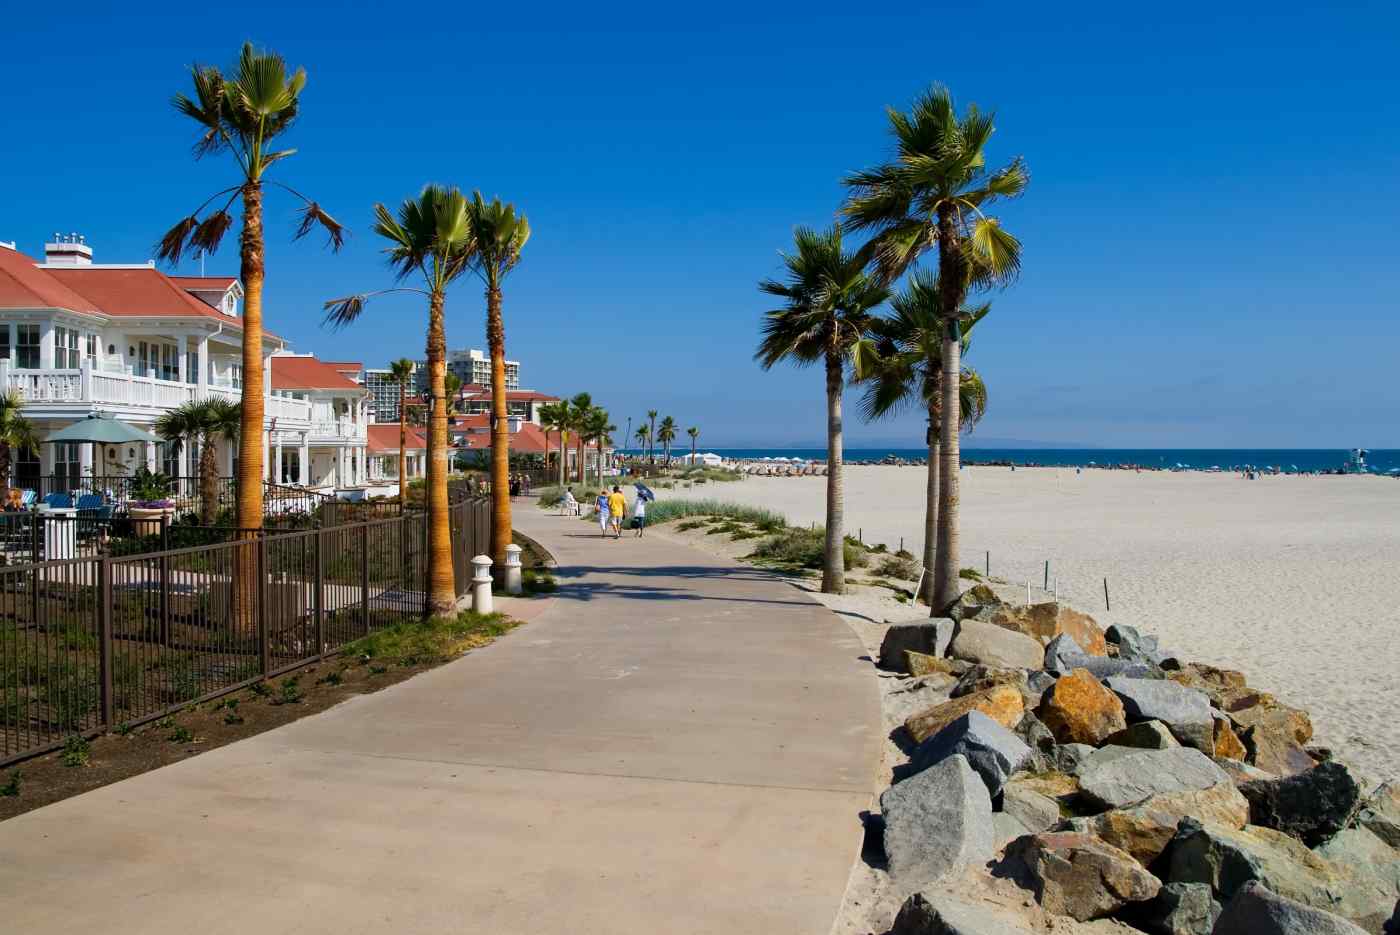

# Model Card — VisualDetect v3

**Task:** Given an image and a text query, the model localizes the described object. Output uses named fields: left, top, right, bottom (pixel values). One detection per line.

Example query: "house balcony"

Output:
left=0, top=362, right=313, bottom=430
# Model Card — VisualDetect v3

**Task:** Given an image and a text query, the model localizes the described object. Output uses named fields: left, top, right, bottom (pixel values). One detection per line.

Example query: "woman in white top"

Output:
left=561, top=487, right=577, bottom=515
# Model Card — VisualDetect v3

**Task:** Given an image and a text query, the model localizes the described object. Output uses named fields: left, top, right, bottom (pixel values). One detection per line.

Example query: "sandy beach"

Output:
left=688, top=465, right=1400, bottom=781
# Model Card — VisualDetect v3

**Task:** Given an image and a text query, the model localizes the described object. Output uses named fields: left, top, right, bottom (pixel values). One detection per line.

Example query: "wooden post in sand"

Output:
left=1044, top=560, right=1049, bottom=591
left=1103, top=578, right=1111, bottom=611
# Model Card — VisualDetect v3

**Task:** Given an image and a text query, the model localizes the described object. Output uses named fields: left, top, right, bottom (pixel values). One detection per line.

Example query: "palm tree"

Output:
left=389, top=358, right=415, bottom=501
left=686, top=426, right=699, bottom=466
left=0, top=391, right=39, bottom=488
left=756, top=224, right=888, bottom=594
left=582, top=407, right=616, bottom=487
left=537, top=401, right=563, bottom=482
left=657, top=416, right=677, bottom=466
left=857, top=272, right=989, bottom=605
left=324, top=184, right=474, bottom=615
left=550, top=399, right=575, bottom=488
left=569, top=393, right=592, bottom=487
left=157, top=42, right=344, bottom=539
left=444, top=371, right=464, bottom=415
left=843, top=84, right=1024, bottom=611
left=646, top=410, right=658, bottom=464
left=155, top=398, right=241, bottom=524
left=461, top=193, right=530, bottom=565
left=634, top=424, right=650, bottom=470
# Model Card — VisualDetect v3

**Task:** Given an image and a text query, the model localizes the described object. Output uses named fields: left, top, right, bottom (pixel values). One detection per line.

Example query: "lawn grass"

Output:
left=340, top=611, right=519, bottom=666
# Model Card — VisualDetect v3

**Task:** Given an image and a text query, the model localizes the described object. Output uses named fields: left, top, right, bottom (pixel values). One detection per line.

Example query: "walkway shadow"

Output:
left=542, top=563, right=824, bottom=607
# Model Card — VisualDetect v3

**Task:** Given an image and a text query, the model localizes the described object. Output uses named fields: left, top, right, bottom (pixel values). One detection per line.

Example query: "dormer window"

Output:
left=224, top=294, right=237, bottom=316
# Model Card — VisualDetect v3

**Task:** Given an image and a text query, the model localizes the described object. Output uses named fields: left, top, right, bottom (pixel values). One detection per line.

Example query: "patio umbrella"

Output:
left=44, top=413, right=161, bottom=480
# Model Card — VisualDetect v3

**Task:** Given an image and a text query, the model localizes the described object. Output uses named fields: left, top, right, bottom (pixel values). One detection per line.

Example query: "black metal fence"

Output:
left=0, top=495, right=493, bottom=767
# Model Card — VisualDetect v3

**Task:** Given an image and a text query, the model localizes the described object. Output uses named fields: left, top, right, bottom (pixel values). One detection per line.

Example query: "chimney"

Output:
left=45, top=232, right=93, bottom=266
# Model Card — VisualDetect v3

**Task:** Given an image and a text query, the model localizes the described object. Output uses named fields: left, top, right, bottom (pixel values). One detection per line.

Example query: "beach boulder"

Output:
left=879, top=618, right=957, bottom=671
left=908, top=711, right=1034, bottom=797
left=1079, top=780, right=1250, bottom=865
left=1135, top=881, right=1221, bottom=935
left=880, top=754, right=994, bottom=889
left=948, top=619, right=1044, bottom=669
left=1238, top=761, right=1364, bottom=847
left=1078, top=747, right=1231, bottom=810
left=1224, top=694, right=1316, bottom=777
left=1213, top=881, right=1370, bottom=935
left=1002, top=782, right=1062, bottom=836
left=904, top=683, right=1024, bottom=745
left=976, top=601, right=1108, bottom=655
left=1316, top=827, right=1400, bottom=895
left=1037, top=668, right=1128, bottom=746
left=1044, top=633, right=1161, bottom=679
left=1105, top=676, right=1215, bottom=750
left=1000, top=831, right=1161, bottom=921
left=1356, top=781, right=1400, bottom=849
left=1213, top=715, right=1249, bottom=761
left=1167, top=663, right=1248, bottom=707
left=906, top=651, right=966, bottom=678
left=890, top=891, right=1037, bottom=935
left=1105, top=719, right=1180, bottom=750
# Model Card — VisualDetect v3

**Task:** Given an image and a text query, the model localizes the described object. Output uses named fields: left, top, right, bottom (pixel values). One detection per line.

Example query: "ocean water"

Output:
left=622, top=448, right=1400, bottom=475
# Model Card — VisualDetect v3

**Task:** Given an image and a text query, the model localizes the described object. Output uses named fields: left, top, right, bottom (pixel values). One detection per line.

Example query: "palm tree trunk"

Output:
left=559, top=431, right=568, bottom=488
left=577, top=436, right=586, bottom=487
left=398, top=383, right=407, bottom=506
left=425, top=289, right=454, bottom=614
left=233, top=181, right=266, bottom=634
left=487, top=285, right=511, bottom=565
left=933, top=323, right=962, bottom=612
left=200, top=436, right=219, bottom=526
left=822, top=347, right=845, bottom=594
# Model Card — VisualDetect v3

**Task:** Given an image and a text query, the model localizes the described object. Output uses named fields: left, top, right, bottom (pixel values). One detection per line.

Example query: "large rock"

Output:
left=948, top=619, right=1044, bottom=669
left=1006, top=770, right=1081, bottom=812
left=890, top=890, right=1037, bottom=934
left=1105, top=719, right=1180, bottom=750
left=1214, top=880, right=1370, bottom=935
left=1357, top=782, right=1400, bottom=849
left=1083, top=780, right=1250, bottom=864
left=880, top=755, right=995, bottom=888
left=1139, top=881, right=1221, bottom=935
left=1316, top=827, right=1400, bottom=894
left=951, top=664, right=1028, bottom=699
left=1213, top=715, right=1249, bottom=761
left=1078, top=747, right=1232, bottom=810
left=905, top=683, right=1024, bottom=744
left=1002, top=782, right=1063, bottom=836
left=908, top=711, right=1034, bottom=797
left=1001, top=831, right=1161, bottom=921
left=880, top=618, right=957, bottom=671
left=1037, top=669, right=1128, bottom=746
left=1013, top=711, right=1057, bottom=756
left=1105, top=676, right=1215, bottom=750
left=1225, top=693, right=1316, bottom=777
left=976, top=601, right=1108, bottom=655
left=1164, top=819, right=1395, bottom=931
left=1045, top=633, right=1162, bottom=679
left=1239, top=761, right=1364, bottom=846
left=906, top=651, right=967, bottom=678
left=1167, top=663, right=1247, bottom=707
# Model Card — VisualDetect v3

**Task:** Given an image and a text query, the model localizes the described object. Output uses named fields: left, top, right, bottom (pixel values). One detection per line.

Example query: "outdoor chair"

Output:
left=19, top=489, right=36, bottom=507
left=42, top=492, right=73, bottom=509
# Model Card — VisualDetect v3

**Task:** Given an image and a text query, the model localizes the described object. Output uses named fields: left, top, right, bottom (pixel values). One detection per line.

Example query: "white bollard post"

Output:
left=504, top=543, right=523, bottom=595
left=471, top=555, right=494, bottom=614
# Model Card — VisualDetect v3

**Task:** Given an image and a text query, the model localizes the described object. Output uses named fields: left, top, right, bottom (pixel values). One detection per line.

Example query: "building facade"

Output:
left=0, top=237, right=369, bottom=495
left=361, top=365, right=414, bottom=423
left=415, top=348, right=520, bottom=394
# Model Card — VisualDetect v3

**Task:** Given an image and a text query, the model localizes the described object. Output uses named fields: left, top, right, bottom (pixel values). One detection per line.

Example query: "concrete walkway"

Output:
left=0, top=505, right=878, bottom=934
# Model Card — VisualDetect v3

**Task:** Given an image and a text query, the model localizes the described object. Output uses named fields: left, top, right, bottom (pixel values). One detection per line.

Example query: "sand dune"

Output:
left=692, top=465, right=1400, bottom=780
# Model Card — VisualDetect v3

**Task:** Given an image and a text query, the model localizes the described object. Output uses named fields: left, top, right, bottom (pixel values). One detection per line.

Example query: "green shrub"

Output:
left=749, top=527, right=868, bottom=570
left=522, top=569, right=558, bottom=594
left=959, top=567, right=984, bottom=581
left=874, top=556, right=920, bottom=580
left=535, top=486, right=565, bottom=508
left=644, top=499, right=785, bottom=528
left=676, top=519, right=707, bottom=532
left=61, top=734, right=91, bottom=767
left=1, top=770, right=20, bottom=797
left=341, top=611, right=517, bottom=666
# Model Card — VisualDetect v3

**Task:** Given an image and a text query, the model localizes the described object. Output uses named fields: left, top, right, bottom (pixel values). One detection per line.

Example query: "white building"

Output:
left=416, top=348, right=520, bottom=394
left=267, top=355, right=370, bottom=491
left=0, top=236, right=368, bottom=495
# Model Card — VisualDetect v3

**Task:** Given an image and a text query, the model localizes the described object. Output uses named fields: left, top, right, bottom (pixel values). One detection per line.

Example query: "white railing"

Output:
left=310, top=418, right=366, bottom=440
left=1, top=363, right=311, bottom=426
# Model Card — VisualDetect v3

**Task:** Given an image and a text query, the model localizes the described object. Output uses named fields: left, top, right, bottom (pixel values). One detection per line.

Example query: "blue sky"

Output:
left=5, top=2, right=1398, bottom=448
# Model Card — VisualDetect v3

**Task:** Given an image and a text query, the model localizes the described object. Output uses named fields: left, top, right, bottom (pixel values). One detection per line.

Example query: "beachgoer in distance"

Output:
left=510, top=474, right=521, bottom=500
left=633, top=495, right=647, bottom=537
left=595, top=490, right=610, bottom=537
left=561, top=486, right=577, bottom=516
left=607, top=485, right=626, bottom=538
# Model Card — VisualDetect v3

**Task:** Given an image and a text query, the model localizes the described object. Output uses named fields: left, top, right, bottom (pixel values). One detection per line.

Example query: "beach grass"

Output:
left=644, top=499, right=786, bottom=527
left=748, top=526, right=869, bottom=570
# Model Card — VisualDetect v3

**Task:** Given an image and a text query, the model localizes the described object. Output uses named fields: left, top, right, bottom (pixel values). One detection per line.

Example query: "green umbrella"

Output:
left=44, top=413, right=161, bottom=483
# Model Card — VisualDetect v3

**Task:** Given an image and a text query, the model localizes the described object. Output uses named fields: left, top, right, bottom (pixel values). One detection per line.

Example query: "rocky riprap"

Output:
left=875, top=583, right=1400, bottom=934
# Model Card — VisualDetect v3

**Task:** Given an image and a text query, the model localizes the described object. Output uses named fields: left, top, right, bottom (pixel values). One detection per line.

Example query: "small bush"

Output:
left=875, top=556, right=920, bottom=580
left=895, top=548, right=914, bottom=560
left=959, top=567, right=984, bottom=581
left=522, top=569, right=557, bottom=594
left=168, top=725, right=194, bottom=743
left=749, top=527, right=868, bottom=570
left=316, top=671, right=343, bottom=687
left=61, top=734, right=91, bottom=768
left=644, top=499, right=785, bottom=528
left=341, top=611, right=518, bottom=667
left=275, top=676, right=304, bottom=705
left=535, top=486, right=565, bottom=508
left=1, top=770, right=20, bottom=797
left=676, top=519, right=707, bottom=532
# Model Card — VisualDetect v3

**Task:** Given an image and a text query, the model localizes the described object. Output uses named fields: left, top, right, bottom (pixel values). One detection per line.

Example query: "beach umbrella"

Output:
left=45, top=412, right=161, bottom=481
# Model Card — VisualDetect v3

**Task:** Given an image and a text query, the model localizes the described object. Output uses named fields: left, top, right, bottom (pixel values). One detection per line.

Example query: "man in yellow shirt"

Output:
left=607, top=486, right=627, bottom=539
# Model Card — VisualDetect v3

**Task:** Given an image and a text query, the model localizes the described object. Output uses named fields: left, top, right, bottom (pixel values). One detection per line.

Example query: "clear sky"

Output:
left=5, top=2, right=1398, bottom=448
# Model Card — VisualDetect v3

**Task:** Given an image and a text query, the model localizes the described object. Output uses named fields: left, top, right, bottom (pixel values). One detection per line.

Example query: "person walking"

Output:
left=607, top=485, right=626, bottom=539
left=561, top=486, right=577, bottom=516
left=632, top=495, right=647, bottom=537
left=595, top=490, right=610, bottom=538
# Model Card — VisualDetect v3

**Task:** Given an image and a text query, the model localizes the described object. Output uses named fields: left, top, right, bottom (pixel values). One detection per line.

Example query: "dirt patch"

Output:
left=0, top=615, right=525, bottom=822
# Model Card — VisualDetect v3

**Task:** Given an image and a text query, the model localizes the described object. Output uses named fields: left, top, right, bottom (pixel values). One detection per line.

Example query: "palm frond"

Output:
left=322, top=294, right=368, bottom=330
left=293, top=201, right=346, bottom=251
left=191, top=210, right=234, bottom=255
left=969, top=218, right=1022, bottom=284
left=154, top=216, right=200, bottom=265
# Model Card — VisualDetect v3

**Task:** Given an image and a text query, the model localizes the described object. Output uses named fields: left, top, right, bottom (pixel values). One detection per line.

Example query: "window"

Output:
left=161, top=442, right=181, bottom=479
left=0, top=326, right=8, bottom=362
left=231, top=364, right=242, bottom=389
left=55, top=442, right=80, bottom=490
left=161, top=343, right=178, bottom=381
left=85, top=333, right=98, bottom=369
left=136, top=341, right=150, bottom=378
left=186, top=351, right=199, bottom=385
left=13, top=446, right=39, bottom=490
left=15, top=324, right=39, bottom=369
left=53, top=327, right=80, bottom=368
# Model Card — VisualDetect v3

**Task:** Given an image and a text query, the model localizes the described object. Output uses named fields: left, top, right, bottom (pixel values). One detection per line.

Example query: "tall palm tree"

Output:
left=646, top=410, right=658, bottom=464
left=537, top=401, right=563, bottom=482
left=157, top=42, right=345, bottom=538
left=324, top=184, right=474, bottom=615
left=462, top=193, right=530, bottom=565
left=657, top=416, right=677, bottom=466
left=155, top=398, right=241, bottom=524
left=857, top=272, right=989, bottom=605
left=582, top=407, right=616, bottom=487
left=569, top=393, right=592, bottom=487
left=0, top=391, right=39, bottom=488
left=389, top=358, right=416, bottom=501
left=756, top=224, right=889, bottom=594
left=444, top=371, right=464, bottom=415
left=686, top=426, right=699, bottom=466
left=842, top=84, right=1025, bottom=611
left=634, top=424, right=650, bottom=470
left=550, top=399, right=575, bottom=488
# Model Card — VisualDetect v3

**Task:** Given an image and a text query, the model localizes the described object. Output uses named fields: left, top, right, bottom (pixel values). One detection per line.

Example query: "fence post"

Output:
left=360, top=520, right=370, bottom=637
left=97, top=557, right=113, bottom=727
left=313, top=528, right=324, bottom=658
left=257, top=533, right=269, bottom=677
left=159, top=532, right=171, bottom=646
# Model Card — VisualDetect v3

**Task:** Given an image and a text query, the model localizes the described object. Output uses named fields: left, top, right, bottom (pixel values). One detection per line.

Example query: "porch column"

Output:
left=79, top=443, right=93, bottom=480
left=298, top=433, right=309, bottom=486
left=274, top=439, right=284, bottom=485
left=356, top=447, right=365, bottom=485
left=175, top=332, right=186, bottom=384
left=39, top=321, right=55, bottom=369
left=336, top=447, right=345, bottom=487
left=197, top=334, right=209, bottom=392
left=145, top=441, right=157, bottom=473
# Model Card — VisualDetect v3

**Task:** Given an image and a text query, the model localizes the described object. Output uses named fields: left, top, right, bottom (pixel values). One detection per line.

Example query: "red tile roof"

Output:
left=0, top=247, right=100, bottom=313
left=367, top=423, right=426, bottom=453
left=270, top=356, right=366, bottom=391
left=454, top=384, right=559, bottom=402
left=451, top=421, right=571, bottom=454
left=45, top=266, right=242, bottom=324
left=168, top=276, right=238, bottom=291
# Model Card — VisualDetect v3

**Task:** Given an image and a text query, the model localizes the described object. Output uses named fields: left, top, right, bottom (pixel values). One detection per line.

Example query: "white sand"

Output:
left=685, top=465, right=1400, bottom=781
